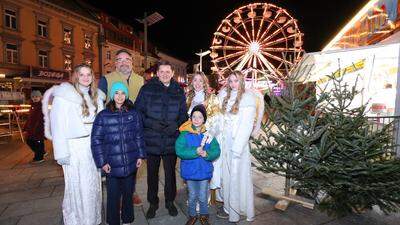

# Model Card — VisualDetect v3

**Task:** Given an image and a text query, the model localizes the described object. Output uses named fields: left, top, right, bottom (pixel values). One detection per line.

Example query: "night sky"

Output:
left=85, top=0, right=368, bottom=63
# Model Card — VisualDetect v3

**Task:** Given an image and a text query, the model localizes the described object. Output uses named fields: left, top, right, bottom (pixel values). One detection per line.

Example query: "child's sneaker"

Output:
left=185, top=216, right=197, bottom=225
left=199, top=215, right=211, bottom=225
left=216, top=206, right=229, bottom=219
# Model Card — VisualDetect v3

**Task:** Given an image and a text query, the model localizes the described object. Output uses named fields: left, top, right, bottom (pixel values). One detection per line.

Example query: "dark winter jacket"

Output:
left=175, top=121, right=220, bottom=180
left=24, top=101, right=44, bottom=140
left=134, top=77, right=188, bottom=155
left=91, top=107, right=146, bottom=177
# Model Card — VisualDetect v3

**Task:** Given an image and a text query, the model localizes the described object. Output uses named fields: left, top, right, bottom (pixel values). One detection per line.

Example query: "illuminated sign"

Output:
left=31, top=68, right=68, bottom=80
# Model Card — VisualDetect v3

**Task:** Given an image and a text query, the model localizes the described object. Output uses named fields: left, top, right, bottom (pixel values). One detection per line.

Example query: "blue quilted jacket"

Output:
left=91, top=108, right=146, bottom=177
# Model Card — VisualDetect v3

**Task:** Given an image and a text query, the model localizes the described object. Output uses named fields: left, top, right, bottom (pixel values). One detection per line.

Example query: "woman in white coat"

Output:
left=217, top=71, right=256, bottom=222
left=43, top=64, right=105, bottom=225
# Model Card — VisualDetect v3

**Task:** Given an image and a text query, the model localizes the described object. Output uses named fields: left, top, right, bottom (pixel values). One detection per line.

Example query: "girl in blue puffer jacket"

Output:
left=91, top=81, right=145, bottom=225
left=175, top=104, right=220, bottom=225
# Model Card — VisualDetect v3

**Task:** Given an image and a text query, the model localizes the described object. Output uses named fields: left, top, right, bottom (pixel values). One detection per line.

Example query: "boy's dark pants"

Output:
left=26, top=138, right=45, bottom=160
left=106, top=171, right=136, bottom=225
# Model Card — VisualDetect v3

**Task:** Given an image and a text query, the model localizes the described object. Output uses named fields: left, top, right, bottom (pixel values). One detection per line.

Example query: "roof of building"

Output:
left=42, top=0, right=99, bottom=24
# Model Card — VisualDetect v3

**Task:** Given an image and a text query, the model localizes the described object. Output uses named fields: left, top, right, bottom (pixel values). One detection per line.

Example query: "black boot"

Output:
left=165, top=201, right=178, bottom=216
left=145, top=204, right=158, bottom=219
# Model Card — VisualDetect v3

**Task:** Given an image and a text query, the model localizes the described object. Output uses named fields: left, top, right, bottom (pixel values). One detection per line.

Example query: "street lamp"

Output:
left=195, top=50, right=210, bottom=72
left=137, top=12, right=164, bottom=70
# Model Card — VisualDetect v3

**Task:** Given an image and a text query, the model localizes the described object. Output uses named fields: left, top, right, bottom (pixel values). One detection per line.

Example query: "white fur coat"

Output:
left=42, top=82, right=105, bottom=160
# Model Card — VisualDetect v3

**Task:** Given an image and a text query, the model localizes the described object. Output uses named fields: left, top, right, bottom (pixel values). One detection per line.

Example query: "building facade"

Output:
left=0, top=0, right=100, bottom=90
left=98, top=12, right=144, bottom=75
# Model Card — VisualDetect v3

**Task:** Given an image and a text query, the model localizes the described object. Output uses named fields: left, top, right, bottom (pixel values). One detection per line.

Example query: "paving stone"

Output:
left=365, top=210, right=400, bottom=225
left=323, top=211, right=400, bottom=225
left=1, top=196, right=62, bottom=218
left=148, top=210, right=187, bottom=225
left=208, top=216, right=237, bottom=225
left=40, top=177, right=64, bottom=187
left=0, top=169, right=24, bottom=178
left=253, top=191, right=275, bottom=214
left=0, top=216, right=20, bottom=225
left=0, top=186, right=53, bottom=205
left=51, top=185, right=64, bottom=197
left=283, top=204, right=334, bottom=225
left=243, top=210, right=313, bottom=225
left=29, top=170, right=63, bottom=181
left=135, top=178, right=164, bottom=196
left=0, top=174, right=32, bottom=186
left=16, top=210, right=62, bottom=225
left=0, top=204, right=8, bottom=216
left=132, top=207, right=148, bottom=225
left=21, top=163, right=61, bottom=175
left=0, top=179, right=42, bottom=194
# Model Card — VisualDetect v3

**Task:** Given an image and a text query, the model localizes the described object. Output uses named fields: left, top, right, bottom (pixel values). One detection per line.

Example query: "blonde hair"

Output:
left=186, top=71, right=211, bottom=108
left=222, top=71, right=245, bottom=114
left=70, top=64, right=98, bottom=117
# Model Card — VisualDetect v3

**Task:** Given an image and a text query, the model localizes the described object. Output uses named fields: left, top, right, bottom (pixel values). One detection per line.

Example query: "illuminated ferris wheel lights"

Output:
left=210, top=2, right=303, bottom=78
left=249, top=42, right=261, bottom=54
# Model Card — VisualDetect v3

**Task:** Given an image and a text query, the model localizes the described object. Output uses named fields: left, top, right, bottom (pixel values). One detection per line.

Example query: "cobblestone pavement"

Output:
left=0, top=137, right=399, bottom=225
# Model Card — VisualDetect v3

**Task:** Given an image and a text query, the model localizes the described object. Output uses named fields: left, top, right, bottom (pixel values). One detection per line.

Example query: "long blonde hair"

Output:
left=186, top=71, right=211, bottom=108
left=70, top=64, right=98, bottom=117
left=222, top=71, right=245, bottom=114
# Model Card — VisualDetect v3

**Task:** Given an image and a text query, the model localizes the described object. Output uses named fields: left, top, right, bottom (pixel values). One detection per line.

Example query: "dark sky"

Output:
left=85, top=0, right=368, bottom=62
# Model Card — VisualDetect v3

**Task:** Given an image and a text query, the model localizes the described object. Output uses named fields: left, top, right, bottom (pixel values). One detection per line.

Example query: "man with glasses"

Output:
left=99, top=49, right=144, bottom=103
left=98, top=49, right=144, bottom=207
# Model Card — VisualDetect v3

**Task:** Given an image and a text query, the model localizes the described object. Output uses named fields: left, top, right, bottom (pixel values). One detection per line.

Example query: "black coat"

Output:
left=91, top=107, right=146, bottom=177
left=134, top=78, right=188, bottom=155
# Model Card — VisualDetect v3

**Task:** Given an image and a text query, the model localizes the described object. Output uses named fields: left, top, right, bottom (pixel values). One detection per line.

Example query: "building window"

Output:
left=63, top=27, right=72, bottom=45
left=38, top=50, right=48, bottom=68
left=64, top=54, right=72, bottom=71
left=106, top=51, right=111, bottom=60
left=38, top=20, right=48, bottom=37
left=5, top=9, right=17, bottom=29
left=84, top=34, right=92, bottom=49
left=6, top=43, right=18, bottom=64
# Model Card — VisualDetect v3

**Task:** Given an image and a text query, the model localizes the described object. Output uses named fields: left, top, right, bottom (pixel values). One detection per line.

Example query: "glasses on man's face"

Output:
left=116, top=58, right=132, bottom=63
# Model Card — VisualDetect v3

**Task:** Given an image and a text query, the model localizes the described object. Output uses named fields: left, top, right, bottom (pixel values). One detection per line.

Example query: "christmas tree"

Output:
left=251, top=70, right=400, bottom=217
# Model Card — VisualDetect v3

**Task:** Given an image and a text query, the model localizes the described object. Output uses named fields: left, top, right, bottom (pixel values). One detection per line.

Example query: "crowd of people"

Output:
left=26, top=48, right=263, bottom=225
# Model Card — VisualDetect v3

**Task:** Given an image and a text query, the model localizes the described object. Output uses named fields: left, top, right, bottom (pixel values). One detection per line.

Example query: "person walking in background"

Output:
left=43, top=64, right=105, bottom=225
left=91, top=82, right=146, bottom=225
left=134, top=60, right=188, bottom=218
left=98, top=48, right=144, bottom=206
left=176, top=104, right=220, bottom=225
left=24, top=90, right=46, bottom=163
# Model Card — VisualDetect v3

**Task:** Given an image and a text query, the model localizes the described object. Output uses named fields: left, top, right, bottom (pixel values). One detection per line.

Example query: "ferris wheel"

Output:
left=210, top=3, right=304, bottom=81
